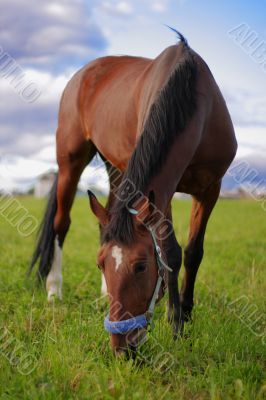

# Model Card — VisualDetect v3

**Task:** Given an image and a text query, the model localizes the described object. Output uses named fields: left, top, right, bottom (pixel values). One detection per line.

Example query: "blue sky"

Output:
left=0, top=0, right=265, bottom=165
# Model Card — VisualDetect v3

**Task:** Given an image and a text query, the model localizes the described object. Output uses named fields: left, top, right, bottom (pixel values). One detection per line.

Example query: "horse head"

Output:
left=88, top=190, right=171, bottom=356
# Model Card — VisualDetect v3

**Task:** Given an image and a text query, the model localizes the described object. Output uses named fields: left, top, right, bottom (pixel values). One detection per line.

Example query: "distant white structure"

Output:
left=33, top=162, right=109, bottom=198
left=34, top=171, right=56, bottom=198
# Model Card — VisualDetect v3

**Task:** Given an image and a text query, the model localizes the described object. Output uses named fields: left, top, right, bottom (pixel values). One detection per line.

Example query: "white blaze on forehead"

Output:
left=111, top=245, right=123, bottom=271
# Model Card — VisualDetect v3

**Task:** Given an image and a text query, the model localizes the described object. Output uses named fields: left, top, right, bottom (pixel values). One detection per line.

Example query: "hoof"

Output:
left=181, top=304, right=193, bottom=322
left=47, top=285, right=62, bottom=302
left=168, top=307, right=184, bottom=338
left=173, top=317, right=184, bottom=339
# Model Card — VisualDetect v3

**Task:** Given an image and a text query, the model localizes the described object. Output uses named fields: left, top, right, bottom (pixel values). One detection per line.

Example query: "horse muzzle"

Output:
left=110, top=327, right=147, bottom=357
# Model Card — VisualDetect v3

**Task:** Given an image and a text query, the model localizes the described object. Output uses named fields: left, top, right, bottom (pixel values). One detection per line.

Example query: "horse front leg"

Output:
left=164, top=207, right=183, bottom=338
left=180, top=181, right=221, bottom=320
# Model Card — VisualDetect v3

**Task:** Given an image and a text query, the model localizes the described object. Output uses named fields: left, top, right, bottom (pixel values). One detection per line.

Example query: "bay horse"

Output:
left=30, top=31, right=237, bottom=355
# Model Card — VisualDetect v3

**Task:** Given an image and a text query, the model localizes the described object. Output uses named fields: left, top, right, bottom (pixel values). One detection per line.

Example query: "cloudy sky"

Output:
left=0, top=0, right=265, bottom=177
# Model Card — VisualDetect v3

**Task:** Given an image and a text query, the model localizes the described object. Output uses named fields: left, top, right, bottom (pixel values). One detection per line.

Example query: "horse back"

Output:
left=59, top=44, right=236, bottom=174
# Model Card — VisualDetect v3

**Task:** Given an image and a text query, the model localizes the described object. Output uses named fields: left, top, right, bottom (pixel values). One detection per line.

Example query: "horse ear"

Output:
left=87, top=190, right=109, bottom=226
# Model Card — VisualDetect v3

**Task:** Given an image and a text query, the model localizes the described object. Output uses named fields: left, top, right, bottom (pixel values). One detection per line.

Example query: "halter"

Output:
left=104, top=208, right=172, bottom=335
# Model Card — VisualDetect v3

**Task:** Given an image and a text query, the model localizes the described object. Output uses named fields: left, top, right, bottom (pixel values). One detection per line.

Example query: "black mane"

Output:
left=104, top=41, right=198, bottom=244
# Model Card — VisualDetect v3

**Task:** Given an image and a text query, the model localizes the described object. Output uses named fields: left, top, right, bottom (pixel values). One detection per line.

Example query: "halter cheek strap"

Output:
left=104, top=209, right=172, bottom=334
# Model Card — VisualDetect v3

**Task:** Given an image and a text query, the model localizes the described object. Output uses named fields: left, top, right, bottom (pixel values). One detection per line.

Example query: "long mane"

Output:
left=104, top=37, right=198, bottom=244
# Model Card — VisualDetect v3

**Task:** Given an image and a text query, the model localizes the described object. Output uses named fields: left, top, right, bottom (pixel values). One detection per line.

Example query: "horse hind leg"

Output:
left=46, top=140, right=97, bottom=302
left=46, top=167, right=79, bottom=302
left=29, top=131, right=96, bottom=301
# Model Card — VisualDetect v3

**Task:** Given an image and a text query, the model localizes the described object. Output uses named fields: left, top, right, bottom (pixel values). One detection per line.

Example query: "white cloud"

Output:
left=116, top=1, right=133, bottom=14
left=0, top=149, right=110, bottom=195
left=148, top=0, right=186, bottom=12
left=31, top=144, right=56, bottom=164
left=0, top=153, right=56, bottom=192
left=152, top=2, right=167, bottom=12
left=0, top=67, right=72, bottom=156
left=0, top=0, right=107, bottom=70
left=234, top=125, right=266, bottom=159
left=98, top=1, right=134, bottom=17
left=0, top=0, right=109, bottom=160
left=224, top=88, right=266, bottom=128
left=45, top=3, right=73, bottom=19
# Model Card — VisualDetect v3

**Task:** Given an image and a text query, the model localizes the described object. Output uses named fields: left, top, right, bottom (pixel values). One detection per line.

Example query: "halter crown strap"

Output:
left=148, top=227, right=173, bottom=273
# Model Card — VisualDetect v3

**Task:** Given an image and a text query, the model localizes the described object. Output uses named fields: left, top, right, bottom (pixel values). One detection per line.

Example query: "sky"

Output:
left=0, top=0, right=265, bottom=188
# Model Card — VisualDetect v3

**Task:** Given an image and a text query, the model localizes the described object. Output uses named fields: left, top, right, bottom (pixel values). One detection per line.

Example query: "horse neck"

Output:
left=147, top=110, right=203, bottom=213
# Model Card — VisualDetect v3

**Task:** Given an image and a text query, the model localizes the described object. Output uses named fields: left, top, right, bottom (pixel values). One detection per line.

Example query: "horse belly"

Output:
left=177, top=165, right=221, bottom=196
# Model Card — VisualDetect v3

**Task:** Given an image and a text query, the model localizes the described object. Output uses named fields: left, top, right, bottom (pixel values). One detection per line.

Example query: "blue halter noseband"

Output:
left=104, top=209, right=172, bottom=335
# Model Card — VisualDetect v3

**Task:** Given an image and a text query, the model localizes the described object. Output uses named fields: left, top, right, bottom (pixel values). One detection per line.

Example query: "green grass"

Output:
left=0, top=197, right=265, bottom=399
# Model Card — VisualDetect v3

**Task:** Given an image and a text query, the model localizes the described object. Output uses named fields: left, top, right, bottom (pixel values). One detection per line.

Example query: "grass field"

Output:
left=0, top=197, right=265, bottom=399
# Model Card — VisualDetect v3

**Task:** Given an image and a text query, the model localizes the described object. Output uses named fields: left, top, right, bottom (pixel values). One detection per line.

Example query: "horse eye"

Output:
left=134, top=263, right=147, bottom=274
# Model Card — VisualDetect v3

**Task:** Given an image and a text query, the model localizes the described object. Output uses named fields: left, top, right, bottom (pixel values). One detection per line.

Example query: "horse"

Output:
left=29, top=31, right=237, bottom=355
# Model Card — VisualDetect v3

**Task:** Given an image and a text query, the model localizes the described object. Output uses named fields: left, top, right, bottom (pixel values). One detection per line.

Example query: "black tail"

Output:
left=28, top=175, right=58, bottom=280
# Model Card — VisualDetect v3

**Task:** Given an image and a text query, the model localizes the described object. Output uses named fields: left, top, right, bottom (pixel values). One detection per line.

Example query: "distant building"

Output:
left=34, top=171, right=57, bottom=198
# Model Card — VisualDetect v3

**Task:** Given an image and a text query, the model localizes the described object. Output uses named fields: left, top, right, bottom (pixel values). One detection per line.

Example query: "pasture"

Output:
left=0, top=197, right=265, bottom=399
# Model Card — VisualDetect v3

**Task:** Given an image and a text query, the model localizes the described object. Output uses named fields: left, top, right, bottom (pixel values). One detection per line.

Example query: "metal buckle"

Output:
left=156, top=245, right=162, bottom=257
